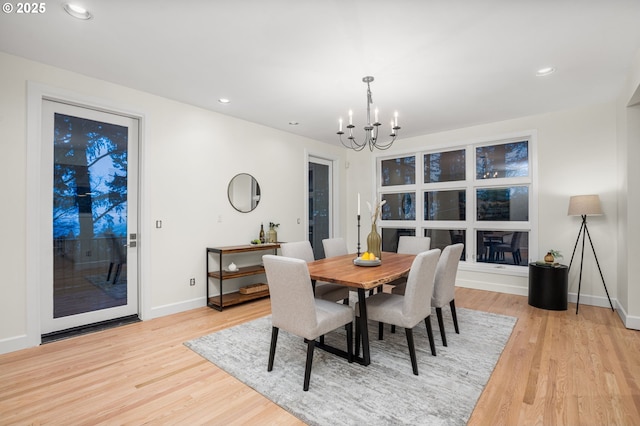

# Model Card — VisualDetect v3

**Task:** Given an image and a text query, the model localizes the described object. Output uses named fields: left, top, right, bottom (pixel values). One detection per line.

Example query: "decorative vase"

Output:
left=544, top=252, right=555, bottom=263
left=366, top=224, right=382, bottom=259
left=267, top=227, right=277, bottom=243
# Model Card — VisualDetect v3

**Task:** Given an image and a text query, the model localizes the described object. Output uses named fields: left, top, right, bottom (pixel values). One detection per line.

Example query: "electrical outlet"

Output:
left=189, top=278, right=196, bottom=286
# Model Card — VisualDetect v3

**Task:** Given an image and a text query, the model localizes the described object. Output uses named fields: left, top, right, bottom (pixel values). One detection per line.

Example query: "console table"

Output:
left=528, top=262, right=568, bottom=310
left=206, top=243, right=280, bottom=311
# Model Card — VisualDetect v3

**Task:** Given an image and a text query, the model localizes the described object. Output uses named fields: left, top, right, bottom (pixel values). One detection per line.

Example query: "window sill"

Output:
left=459, top=262, right=529, bottom=277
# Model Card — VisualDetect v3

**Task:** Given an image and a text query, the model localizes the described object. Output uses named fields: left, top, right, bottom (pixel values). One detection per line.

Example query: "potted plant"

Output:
left=267, top=222, right=279, bottom=243
left=544, top=249, right=563, bottom=263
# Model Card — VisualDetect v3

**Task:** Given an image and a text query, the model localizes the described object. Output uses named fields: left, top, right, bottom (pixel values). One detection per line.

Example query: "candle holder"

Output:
left=357, top=214, right=361, bottom=257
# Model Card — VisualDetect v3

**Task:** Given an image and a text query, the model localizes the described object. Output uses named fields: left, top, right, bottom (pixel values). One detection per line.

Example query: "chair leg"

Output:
left=450, top=299, right=460, bottom=334
left=424, top=316, right=436, bottom=356
left=346, top=322, right=353, bottom=363
left=405, top=327, right=418, bottom=375
left=303, top=338, right=315, bottom=391
left=378, top=321, right=384, bottom=340
left=355, top=317, right=361, bottom=358
left=436, top=307, right=447, bottom=347
left=268, top=327, right=279, bottom=371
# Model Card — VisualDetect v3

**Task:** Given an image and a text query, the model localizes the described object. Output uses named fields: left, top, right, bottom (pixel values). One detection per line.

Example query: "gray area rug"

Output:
left=185, top=306, right=516, bottom=425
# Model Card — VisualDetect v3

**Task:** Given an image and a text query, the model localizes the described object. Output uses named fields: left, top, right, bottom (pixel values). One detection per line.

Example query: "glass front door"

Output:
left=308, top=158, right=332, bottom=259
left=41, top=100, right=139, bottom=334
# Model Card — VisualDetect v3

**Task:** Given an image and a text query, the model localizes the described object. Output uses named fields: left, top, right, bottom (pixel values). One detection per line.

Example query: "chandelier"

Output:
left=337, top=76, right=400, bottom=151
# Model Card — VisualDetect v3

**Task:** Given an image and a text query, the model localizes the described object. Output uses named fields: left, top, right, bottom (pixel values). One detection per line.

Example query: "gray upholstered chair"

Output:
left=355, top=249, right=441, bottom=375
left=393, top=243, right=464, bottom=346
left=430, top=243, right=465, bottom=346
left=263, top=255, right=353, bottom=391
left=397, top=235, right=431, bottom=255
left=389, top=235, right=431, bottom=291
left=322, top=237, right=348, bottom=258
left=280, top=241, right=349, bottom=304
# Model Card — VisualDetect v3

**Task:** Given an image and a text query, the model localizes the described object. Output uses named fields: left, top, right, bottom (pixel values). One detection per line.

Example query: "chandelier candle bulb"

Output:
left=349, top=110, right=353, bottom=125
left=375, top=108, right=379, bottom=123
left=339, top=118, right=342, bottom=132
left=394, top=111, right=398, bottom=126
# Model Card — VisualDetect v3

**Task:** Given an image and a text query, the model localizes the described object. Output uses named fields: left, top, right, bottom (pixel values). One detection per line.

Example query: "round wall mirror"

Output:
left=228, top=173, right=261, bottom=213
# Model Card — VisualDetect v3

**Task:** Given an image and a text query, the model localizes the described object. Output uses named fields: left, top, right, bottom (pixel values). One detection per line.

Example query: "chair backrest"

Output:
left=322, top=238, right=348, bottom=258
left=280, top=241, right=315, bottom=263
left=263, top=255, right=318, bottom=335
left=402, top=249, right=441, bottom=324
left=397, top=236, right=431, bottom=255
left=432, top=243, right=465, bottom=307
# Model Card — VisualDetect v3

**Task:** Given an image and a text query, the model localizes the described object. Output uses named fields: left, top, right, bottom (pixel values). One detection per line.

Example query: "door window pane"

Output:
left=424, top=150, right=465, bottom=183
left=477, top=186, right=528, bottom=221
left=53, top=113, right=129, bottom=317
left=424, top=190, right=466, bottom=221
left=477, top=230, right=528, bottom=266
left=381, top=156, right=415, bottom=186
left=381, top=192, right=416, bottom=220
left=308, top=161, right=330, bottom=259
left=476, top=141, right=528, bottom=179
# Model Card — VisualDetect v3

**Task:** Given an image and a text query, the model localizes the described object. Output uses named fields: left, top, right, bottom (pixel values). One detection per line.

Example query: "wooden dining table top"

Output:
left=307, top=252, right=416, bottom=290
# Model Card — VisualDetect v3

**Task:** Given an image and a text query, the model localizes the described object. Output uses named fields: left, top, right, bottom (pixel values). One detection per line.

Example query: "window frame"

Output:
left=376, top=132, right=538, bottom=276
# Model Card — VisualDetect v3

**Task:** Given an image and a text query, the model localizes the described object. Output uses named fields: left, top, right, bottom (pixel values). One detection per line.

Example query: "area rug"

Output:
left=85, top=274, right=127, bottom=299
left=185, top=306, right=517, bottom=425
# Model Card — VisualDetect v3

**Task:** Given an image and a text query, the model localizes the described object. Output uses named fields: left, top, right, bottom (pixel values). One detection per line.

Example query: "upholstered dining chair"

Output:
left=322, top=237, right=348, bottom=258
left=494, top=232, right=522, bottom=265
left=430, top=243, right=465, bottom=346
left=392, top=243, right=464, bottom=346
left=280, top=241, right=350, bottom=304
left=355, top=249, right=441, bottom=375
left=388, top=235, right=432, bottom=291
left=397, top=235, right=431, bottom=255
left=263, top=255, right=353, bottom=391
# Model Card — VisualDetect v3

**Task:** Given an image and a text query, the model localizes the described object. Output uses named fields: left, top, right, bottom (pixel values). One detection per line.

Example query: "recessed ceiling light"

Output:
left=63, top=3, right=92, bottom=20
left=218, top=98, right=231, bottom=104
left=536, top=67, right=556, bottom=77
left=288, top=121, right=299, bottom=126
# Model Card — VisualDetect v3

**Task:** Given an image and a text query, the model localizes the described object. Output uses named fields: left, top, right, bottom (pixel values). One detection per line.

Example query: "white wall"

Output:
left=0, top=52, right=346, bottom=353
left=616, top=47, right=640, bottom=328
left=345, top=102, right=621, bottom=309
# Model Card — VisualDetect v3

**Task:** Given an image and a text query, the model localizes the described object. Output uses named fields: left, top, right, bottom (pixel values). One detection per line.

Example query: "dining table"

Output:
left=306, top=251, right=416, bottom=366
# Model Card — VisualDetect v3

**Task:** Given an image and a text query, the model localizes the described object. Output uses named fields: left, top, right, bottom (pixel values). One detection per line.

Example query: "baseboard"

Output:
left=147, top=296, right=206, bottom=319
left=614, top=303, right=640, bottom=330
left=0, top=334, right=34, bottom=355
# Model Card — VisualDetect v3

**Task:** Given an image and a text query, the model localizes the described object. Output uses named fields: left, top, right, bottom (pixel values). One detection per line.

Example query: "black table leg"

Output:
left=357, top=288, right=370, bottom=365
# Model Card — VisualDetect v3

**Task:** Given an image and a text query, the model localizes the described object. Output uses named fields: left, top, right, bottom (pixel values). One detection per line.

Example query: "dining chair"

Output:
left=322, top=237, right=348, bottom=258
left=393, top=243, right=464, bottom=345
left=388, top=235, right=432, bottom=291
left=355, top=249, right=441, bottom=375
left=280, top=241, right=350, bottom=304
left=263, top=255, right=353, bottom=391
left=430, top=243, right=465, bottom=346
left=397, top=235, right=431, bottom=255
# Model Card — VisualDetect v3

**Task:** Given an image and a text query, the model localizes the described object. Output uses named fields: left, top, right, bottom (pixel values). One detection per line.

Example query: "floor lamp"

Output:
left=567, top=194, right=614, bottom=314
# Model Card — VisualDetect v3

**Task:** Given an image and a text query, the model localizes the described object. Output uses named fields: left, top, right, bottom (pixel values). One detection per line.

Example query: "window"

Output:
left=378, top=137, right=535, bottom=270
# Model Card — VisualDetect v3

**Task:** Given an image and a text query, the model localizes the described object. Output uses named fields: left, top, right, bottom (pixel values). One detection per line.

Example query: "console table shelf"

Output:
left=206, top=244, right=280, bottom=311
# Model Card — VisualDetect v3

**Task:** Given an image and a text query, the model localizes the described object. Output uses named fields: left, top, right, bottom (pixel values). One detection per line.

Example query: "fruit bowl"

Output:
left=353, top=257, right=381, bottom=267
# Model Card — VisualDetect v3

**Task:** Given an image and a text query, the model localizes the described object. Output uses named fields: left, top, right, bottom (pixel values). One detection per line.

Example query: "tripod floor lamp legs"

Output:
left=568, top=215, right=614, bottom=314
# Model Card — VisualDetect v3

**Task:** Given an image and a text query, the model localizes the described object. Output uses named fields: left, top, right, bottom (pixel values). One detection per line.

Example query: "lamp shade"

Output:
left=567, top=194, right=603, bottom=216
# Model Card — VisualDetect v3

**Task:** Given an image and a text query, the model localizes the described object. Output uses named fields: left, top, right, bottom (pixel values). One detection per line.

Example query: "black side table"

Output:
left=528, top=262, right=568, bottom=310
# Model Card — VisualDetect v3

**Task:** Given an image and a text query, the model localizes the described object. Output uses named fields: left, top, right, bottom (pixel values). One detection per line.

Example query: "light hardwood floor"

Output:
left=1, top=288, right=639, bottom=425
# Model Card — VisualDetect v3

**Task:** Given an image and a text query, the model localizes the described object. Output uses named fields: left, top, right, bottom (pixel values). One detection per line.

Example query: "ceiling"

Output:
left=2, top=0, right=640, bottom=147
